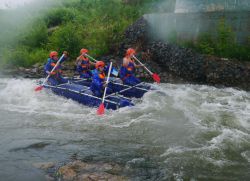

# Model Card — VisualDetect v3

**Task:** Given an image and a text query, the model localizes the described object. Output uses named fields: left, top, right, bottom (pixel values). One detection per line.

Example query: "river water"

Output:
left=0, top=78, right=249, bottom=181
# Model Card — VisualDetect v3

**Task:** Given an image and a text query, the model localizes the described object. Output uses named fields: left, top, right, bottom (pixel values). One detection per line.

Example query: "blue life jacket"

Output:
left=119, top=61, right=135, bottom=81
left=90, top=69, right=105, bottom=92
left=44, top=58, right=63, bottom=76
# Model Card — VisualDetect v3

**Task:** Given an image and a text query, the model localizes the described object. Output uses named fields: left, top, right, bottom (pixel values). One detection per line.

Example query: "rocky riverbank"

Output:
left=0, top=61, right=76, bottom=79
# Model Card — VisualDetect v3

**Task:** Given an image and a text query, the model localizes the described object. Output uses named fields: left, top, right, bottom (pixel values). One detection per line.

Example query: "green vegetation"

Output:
left=1, top=0, right=248, bottom=69
left=0, top=0, right=165, bottom=68
left=182, top=19, right=250, bottom=61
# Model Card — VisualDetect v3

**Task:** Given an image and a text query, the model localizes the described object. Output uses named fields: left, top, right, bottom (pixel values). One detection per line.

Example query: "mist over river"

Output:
left=0, top=78, right=249, bottom=180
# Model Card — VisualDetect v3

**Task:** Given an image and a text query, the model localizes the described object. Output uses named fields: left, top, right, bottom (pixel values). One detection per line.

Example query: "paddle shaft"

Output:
left=82, top=53, right=97, bottom=63
left=132, top=55, right=153, bottom=75
left=101, top=62, right=113, bottom=103
left=82, top=53, right=119, bottom=77
left=42, top=54, right=65, bottom=86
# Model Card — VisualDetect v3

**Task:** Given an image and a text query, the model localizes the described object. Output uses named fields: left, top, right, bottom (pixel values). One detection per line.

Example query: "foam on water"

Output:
left=0, top=78, right=250, bottom=180
left=1, top=78, right=249, bottom=141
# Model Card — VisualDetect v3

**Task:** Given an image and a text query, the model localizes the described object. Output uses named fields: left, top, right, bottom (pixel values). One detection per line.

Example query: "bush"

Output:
left=1, top=47, right=48, bottom=68
left=48, top=22, right=84, bottom=57
left=187, top=18, right=250, bottom=61
left=196, top=33, right=215, bottom=55
left=19, top=19, right=48, bottom=48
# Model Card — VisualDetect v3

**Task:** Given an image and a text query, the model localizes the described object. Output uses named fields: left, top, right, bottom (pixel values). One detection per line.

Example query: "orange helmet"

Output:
left=80, top=48, right=88, bottom=54
left=95, top=61, right=105, bottom=69
left=50, top=51, right=58, bottom=58
left=126, top=48, right=136, bottom=56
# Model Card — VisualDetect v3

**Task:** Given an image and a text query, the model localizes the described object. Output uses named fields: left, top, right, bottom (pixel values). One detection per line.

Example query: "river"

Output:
left=0, top=78, right=249, bottom=180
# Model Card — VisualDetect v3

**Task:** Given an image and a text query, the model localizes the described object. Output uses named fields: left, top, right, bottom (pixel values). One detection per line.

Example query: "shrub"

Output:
left=1, top=47, right=48, bottom=68
left=187, top=18, right=250, bottom=61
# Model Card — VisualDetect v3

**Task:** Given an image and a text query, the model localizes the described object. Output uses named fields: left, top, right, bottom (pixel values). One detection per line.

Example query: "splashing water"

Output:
left=0, top=78, right=249, bottom=180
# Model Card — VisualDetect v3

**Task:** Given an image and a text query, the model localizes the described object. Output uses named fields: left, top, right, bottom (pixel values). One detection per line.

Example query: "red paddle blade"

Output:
left=152, top=73, right=160, bottom=83
left=35, top=86, right=43, bottom=92
left=97, top=103, right=105, bottom=115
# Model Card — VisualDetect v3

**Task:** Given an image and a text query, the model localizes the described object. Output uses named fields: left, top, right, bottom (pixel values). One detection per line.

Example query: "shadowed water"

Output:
left=0, top=78, right=249, bottom=180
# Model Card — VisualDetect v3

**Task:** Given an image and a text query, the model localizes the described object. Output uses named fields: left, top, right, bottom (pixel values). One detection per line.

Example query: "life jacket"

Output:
left=50, top=62, right=62, bottom=75
left=98, top=72, right=105, bottom=81
left=122, top=59, right=135, bottom=80
left=80, top=56, right=90, bottom=72
left=90, top=69, right=106, bottom=92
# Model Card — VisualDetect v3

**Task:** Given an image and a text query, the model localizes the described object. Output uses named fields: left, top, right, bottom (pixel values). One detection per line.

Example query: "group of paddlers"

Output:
left=43, top=48, right=151, bottom=98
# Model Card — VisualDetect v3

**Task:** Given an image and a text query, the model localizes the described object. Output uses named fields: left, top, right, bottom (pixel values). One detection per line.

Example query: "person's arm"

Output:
left=44, top=61, right=51, bottom=75
left=131, top=57, right=143, bottom=68
left=60, top=51, right=69, bottom=64
left=122, top=57, right=129, bottom=67
left=75, top=56, right=81, bottom=66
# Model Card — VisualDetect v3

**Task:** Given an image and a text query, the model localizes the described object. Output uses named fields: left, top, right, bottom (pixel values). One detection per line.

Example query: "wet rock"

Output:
left=58, top=165, right=77, bottom=180
left=32, top=63, right=41, bottom=68
left=76, top=172, right=127, bottom=181
left=31, top=68, right=38, bottom=73
left=54, top=160, right=126, bottom=181
left=33, top=162, right=55, bottom=170
left=18, top=67, right=25, bottom=71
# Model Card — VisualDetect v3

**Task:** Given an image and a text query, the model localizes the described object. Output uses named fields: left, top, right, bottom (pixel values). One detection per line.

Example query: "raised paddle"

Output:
left=97, top=62, right=113, bottom=115
left=35, top=54, right=65, bottom=92
left=132, top=55, right=160, bottom=83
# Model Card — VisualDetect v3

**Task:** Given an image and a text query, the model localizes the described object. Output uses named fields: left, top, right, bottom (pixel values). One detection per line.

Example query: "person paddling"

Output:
left=76, top=48, right=95, bottom=78
left=44, top=51, right=69, bottom=86
left=119, top=48, right=142, bottom=86
left=90, top=61, right=112, bottom=97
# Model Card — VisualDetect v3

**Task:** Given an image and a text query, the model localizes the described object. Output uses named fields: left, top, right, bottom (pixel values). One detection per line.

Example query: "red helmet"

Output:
left=95, top=61, right=105, bottom=69
left=126, top=48, right=136, bottom=56
left=80, top=48, right=88, bottom=54
left=50, top=51, right=58, bottom=58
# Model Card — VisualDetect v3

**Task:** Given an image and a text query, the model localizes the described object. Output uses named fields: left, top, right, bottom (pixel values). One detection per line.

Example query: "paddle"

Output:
left=82, top=53, right=97, bottom=63
left=97, top=62, right=113, bottom=115
left=35, top=54, right=65, bottom=92
left=132, top=55, right=160, bottom=83
left=83, top=53, right=118, bottom=77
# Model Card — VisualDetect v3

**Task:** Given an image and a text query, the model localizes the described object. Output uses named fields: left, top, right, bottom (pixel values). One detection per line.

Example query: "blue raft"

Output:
left=43, top=82, right=134, bottom=110
left=71, top=77, right=151, bottom=98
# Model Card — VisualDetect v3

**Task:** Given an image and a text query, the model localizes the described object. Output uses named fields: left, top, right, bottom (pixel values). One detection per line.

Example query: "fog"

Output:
left=0, top=0, right=36, bottom=9
left=0, top=0, right=61, bottom=68
left=144, top=0, right=250, bottom=43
